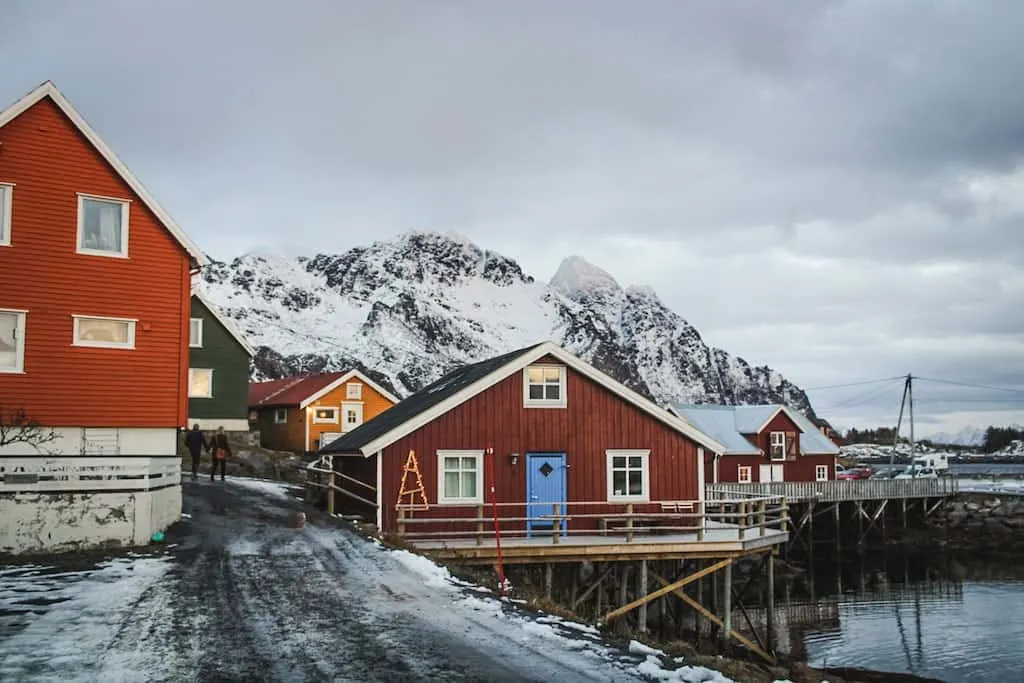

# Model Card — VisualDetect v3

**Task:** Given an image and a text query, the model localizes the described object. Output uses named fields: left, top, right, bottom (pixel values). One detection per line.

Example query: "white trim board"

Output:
left=299, top=368, right=401, bottom=408
left=0, top=81, right=208, bottom=266
left=357, top=341, right=728, bottom=456
left=191, top=290, right=256, bottom=356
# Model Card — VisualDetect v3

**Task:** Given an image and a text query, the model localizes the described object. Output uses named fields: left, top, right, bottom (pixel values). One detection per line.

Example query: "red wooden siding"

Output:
left=706, top=409, right=837, bottom=483
left=378, top=362, right=703, bottom=534
left=0, top=97, right=191, bottom=426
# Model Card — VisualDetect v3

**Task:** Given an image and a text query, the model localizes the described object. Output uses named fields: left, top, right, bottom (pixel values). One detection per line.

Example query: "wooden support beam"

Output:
left=599, top=557, right=733, bottom=625
left=638, top=560, right=649, bottom=633
left=574, top=564, right=614, bottom=609
left=722, top=560, right=732, bottom=644
left=766, top=552, right=776, bottom=655
left=651, top=572, right=777, bottom=665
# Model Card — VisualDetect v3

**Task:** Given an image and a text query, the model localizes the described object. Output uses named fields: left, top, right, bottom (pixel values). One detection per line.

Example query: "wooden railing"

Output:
left=304, top=454, right=378, bottom=514
left=0, top=456, right=180, bottom=493
left=394, top=496, right=789, bottom=546
left=707, top=477, right=960, bottom=503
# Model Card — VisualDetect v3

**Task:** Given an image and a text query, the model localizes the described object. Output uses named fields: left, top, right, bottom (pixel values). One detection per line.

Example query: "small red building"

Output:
left=0, top=81, right=207, bottom=455
left=668, top=404, right=839, bottom=485
left=319, top=342, right=727, bottom=535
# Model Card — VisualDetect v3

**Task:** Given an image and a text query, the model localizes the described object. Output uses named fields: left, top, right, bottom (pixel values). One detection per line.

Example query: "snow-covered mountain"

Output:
left=196, top=231, right=815, bottom=415
left=923, top=426, right=987, bottom=447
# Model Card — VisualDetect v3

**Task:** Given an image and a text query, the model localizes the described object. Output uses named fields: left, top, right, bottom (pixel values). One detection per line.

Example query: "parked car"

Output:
left=837, top=466, right=873, bottom=480
left=894, top=467, right=938, bottom=480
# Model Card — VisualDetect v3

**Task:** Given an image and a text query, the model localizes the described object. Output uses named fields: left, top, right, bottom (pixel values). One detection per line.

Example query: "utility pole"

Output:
left=908, top=374, right=916, bottom=463
left=890, top=374, right=911, bottom=468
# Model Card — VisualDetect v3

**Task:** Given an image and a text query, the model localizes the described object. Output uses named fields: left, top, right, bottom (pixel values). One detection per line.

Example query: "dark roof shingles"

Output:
left=320, top=343, right=543, bottom=454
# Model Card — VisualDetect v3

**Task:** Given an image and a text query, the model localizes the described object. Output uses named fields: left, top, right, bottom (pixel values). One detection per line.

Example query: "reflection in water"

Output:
left=749, top=553, right=1024, bottom=682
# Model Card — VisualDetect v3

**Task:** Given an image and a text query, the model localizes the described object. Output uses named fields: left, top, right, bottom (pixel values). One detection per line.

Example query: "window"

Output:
left=313, top=407, right=338, bottom=424
left=0, top=183, right=12, bottom=246
left=342, top=402, right=364, bottom=431
left=274, top=408, right=288, bottom=423
left=769, top=431, right=786, bottom=461
left=77, top=195, right=130, bottom=257
left=189, top=318, right=203, bottom=347
left=188, top=368, right=213, bottom=398
left=437, top=450, right=484, bottom=504
left=816, top=465, right=829, bottom=482
left=606, top=449, right=650, bottom=502
left=0, top=310, right=26, bottom=373
left=523, top=364, right=567, bottom=408
left=72, top=316, right=136, bottom=349
left=738, top=465, right=752, bottom=483
left=346, top=382, right=362, bottom=399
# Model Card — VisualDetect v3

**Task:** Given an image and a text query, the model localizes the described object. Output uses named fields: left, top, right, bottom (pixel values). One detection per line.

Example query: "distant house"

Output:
left=668, top=404, right=840, bottom=484
left=248, top=370, right=399, bottom=454
left=187, top=291, right=255, bottom=432
left=318, top=341, right=727, bottom=534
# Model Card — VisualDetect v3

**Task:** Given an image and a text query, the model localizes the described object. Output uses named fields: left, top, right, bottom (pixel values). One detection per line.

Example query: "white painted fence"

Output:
left=0, top=455, right=180, bottom=493
left=0, top=456, right=182, bottom=555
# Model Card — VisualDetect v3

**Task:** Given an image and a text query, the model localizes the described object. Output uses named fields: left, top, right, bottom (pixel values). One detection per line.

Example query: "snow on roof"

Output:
left=671, top=405, right=762, bottom=455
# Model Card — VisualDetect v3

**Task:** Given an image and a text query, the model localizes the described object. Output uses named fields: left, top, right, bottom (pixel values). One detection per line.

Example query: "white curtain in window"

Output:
left=84, top=200, right=122, bottom=251
left=0, top=312, right=16, bottom=368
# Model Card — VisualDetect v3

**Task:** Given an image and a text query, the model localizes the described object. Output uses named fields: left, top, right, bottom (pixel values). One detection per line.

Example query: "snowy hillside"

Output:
left=197, top=231, right=815, bottom=414
left=923, top=426, right=987, bottom=447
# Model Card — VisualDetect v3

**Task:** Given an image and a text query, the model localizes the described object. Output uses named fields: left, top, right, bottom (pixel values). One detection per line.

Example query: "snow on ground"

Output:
left=225, top=475, right=304, bottom=500
left=0, top=554, right=173, bottom=680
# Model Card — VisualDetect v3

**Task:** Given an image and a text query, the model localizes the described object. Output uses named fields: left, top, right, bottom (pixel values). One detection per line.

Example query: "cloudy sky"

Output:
left=3, top=0, right=1023, bottom=437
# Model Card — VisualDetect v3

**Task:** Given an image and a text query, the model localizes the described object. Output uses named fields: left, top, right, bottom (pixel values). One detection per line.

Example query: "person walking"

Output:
left=184, top=424, right=207, bottom=480
left=209, top=426, right=232, bottom=481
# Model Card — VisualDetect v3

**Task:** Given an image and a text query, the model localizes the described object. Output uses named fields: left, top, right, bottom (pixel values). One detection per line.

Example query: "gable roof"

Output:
left=192, top=291, right=256, bottom=357
left=0, top=81, right=208, bottom=266
left=321, top=341, right=728, bottom=456
left=249, top=369, right=401, bottom=409
left=669, top=404, right=840, bottom=456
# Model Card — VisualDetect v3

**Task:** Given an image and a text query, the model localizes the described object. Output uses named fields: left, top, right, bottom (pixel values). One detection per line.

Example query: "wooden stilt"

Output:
left=544, top=562, right=553, bottom=600
left=766, top=552, right=776, bottom=655
left=721, top=560, right=733, bottom=646
left=638, top=560, right=649, bottom=633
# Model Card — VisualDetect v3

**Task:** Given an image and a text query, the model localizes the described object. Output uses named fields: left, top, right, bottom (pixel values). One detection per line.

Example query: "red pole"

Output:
left=486, top=446, right=506, bottom=596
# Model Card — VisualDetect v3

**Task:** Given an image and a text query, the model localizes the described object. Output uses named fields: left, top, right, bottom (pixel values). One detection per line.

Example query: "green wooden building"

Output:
left=187, top=291, right=255, bottom=432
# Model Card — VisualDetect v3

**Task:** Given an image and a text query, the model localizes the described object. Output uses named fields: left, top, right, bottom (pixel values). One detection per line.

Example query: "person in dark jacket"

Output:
left=209, top=426, right=232, bottom=481
left=183, top=424, right=207, bottom=480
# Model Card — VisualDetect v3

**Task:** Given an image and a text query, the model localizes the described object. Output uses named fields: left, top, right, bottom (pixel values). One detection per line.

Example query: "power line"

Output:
left=913, top=376, right=1024, bottom=395
left=823, top=380, right=905, bottom=410
left=803, top=376, right=907, bottom=391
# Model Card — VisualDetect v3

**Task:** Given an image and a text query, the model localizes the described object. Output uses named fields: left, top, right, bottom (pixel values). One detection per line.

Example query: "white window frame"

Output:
left=189, top=318, right=204, bottom=348
left=0, top=309, right=27, bottom=374
left=312, top=406, right=339, bottom=424
left=188, top=368, right=213, bottom=398
left=0, top=182, right=13, bottom=247
left=523, top=364, right=567, bottom=408
left=274, top=408, right=287, bottom=424
left=437, top=449, right=484, bottom=505
left=346, top=382, right=362, bottom=399
left=76, top=193, right=130, bottom=258
left=71, top=315, right=137, bottom=349
left=738, top=465, right=752, bottom=484
left=342, top=401, right=364, bottom=431
left=605, top=449, right=650, bottom=503
left=769, top=431, right=786, bottom=461
left=816, top=464, right=829, bottom=482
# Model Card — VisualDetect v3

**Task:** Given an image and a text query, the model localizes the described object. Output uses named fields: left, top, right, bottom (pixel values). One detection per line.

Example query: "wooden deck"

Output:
left=707, top=477, right=959, bottom=504
left=410, top=521, right=788, bottom=564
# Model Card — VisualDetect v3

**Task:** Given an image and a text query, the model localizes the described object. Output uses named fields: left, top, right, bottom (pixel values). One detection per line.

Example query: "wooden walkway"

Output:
left=411, top=521, right=789, bottom=564
left=707, top=477, right=959, bottom=504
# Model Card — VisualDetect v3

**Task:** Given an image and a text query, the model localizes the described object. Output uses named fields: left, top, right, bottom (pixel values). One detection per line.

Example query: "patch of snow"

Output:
left=0, top=556, right=172, bottom=680
left=550, top=255, right=621, bottom=297
left=227, top=476, right=302, bottom=499
left=629, top=639, right=666, bottom=657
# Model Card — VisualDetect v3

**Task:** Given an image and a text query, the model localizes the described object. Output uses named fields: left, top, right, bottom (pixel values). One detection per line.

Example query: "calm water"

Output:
left=772, top=554, right=1024, bottom=682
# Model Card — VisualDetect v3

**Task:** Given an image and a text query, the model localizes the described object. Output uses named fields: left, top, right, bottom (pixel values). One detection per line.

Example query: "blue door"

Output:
left=526, top=452, right=567, bottom=537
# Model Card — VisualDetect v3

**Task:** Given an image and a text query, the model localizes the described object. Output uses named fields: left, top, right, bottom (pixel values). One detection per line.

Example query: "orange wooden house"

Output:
left=248, top=370, right=399, bottom=454
left=0, top=81, right=207, bottom=455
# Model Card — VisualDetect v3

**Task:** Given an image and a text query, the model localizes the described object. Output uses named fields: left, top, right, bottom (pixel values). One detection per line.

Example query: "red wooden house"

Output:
left=0, top=81, right=207, bottom=455
left=668, top=404, right=839, bottom=485
left=319, top=341, right=728, bottom=538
